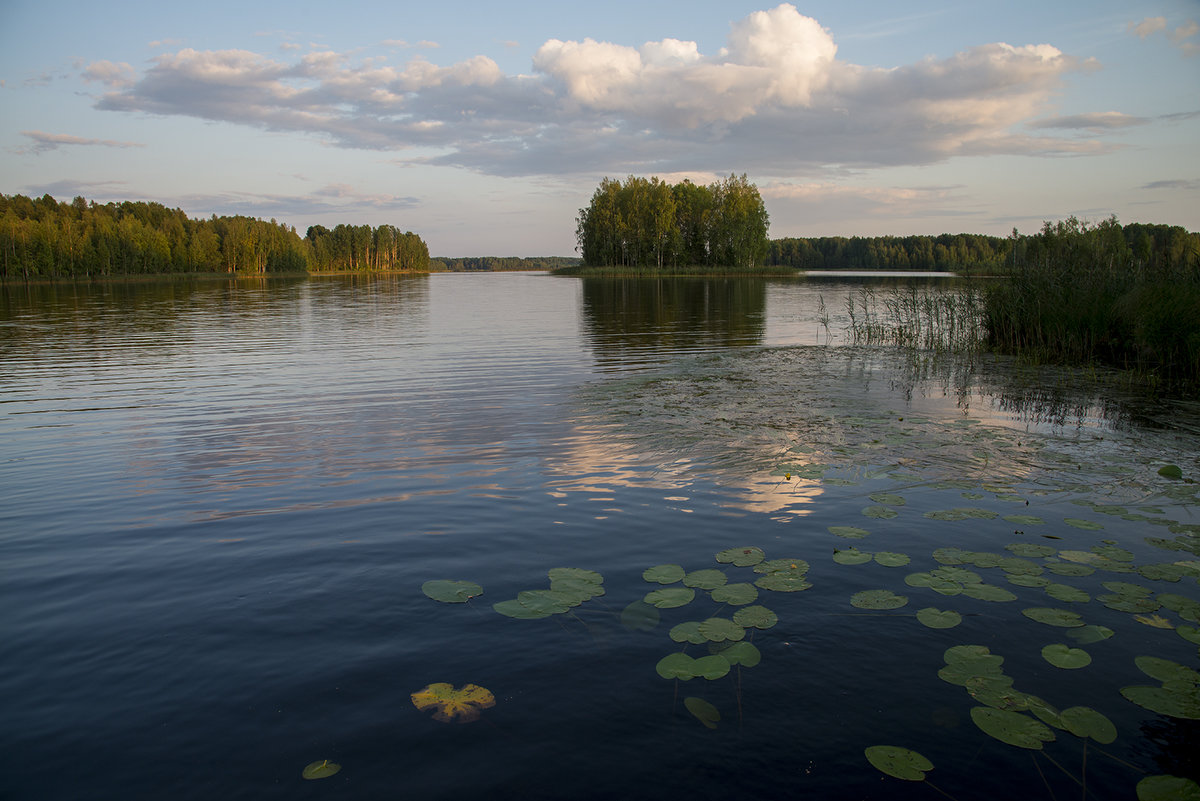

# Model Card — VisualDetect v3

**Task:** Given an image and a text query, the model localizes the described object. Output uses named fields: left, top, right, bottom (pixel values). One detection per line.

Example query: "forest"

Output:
left=574, top=174, right=770, bottom=270
left=431, top=256, right=581, bottom=272
left=0, top=193, right=429, bottom=279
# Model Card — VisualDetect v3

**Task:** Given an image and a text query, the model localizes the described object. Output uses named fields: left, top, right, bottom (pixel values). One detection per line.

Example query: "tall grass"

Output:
left=846, top=283, right=985, bottom=353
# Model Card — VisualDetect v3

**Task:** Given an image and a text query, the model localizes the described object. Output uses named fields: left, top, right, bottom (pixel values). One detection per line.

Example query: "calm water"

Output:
left=2, top=273, right=1198, bottom=801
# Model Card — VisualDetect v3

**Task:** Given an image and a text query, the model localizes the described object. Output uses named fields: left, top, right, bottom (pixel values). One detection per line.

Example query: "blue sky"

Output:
left=1, top=1, right=1197, bottom=256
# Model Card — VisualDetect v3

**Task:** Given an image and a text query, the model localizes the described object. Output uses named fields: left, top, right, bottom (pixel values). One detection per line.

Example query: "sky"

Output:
left=1, top=1, right=1197, bottom=257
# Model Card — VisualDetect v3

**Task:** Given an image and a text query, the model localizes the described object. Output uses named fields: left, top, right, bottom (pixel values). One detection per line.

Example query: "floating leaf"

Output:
left=875, top=551, right=911, bottom=567
left=864, top=745, right=933, bottom=781
left=917, top=608, right=962, bottom=629
left=1007, top=574, right=1051, bottom=588
left=1064, top=518, right=1104, bottom=530
left=644, top=587, right=696, bottom=609
left=1178, top=625, right=1200, bottom=645
left=754, top=558, right=809, bottom=574
left=656, top=652, right=696, bottom=680
left=698, top=617, right=745, bottom=643
left=851, top=589, right=908, bottom=610
left=829, top=525, right=870, bottom=539
left=733, top=605, right=778, bottom=629
left=517, top=589, right=573, bottom=614
left=754, top=573, right=812, bottom=592
left=1135, top=657, right=1200, bottom=685
left=1137, top=775, right=1200, bottom=801
left=493, top=599, right=552, bottom=619
left=862, top=504, right=900, bottom=519
left=692, top=654, right=732, bottom=680
left=1022, top=607, right=1086, bottom=628
left=1135, top=614, right=1175, bottom=629
left=684, top=697, right=721, bottom=729
left=550, top=578, right=605, bottom=603
left=620, top=600, right=660, bottom=631
left=715, top=546, right=765, bottom=567
left=548, top=567, right=602, bottom=584
left=1103, top=581, right=1152, bottom=597
left=970, top=707, right=1056, bottom=749
left=669, top=621, right=706, bottom=644
left=1068, top=625, right=1115, bottom=644
left=302, top=760, right=341, bottom=780
left=833, top=547, right=873, bottom=566
left=1060, top=706, right=1117, bottom=743
left=643, top=564, right=685, bottom=584
left=683, top=569, right=727, bottom=590
left=710, top=582, right=759, bottom=605
left=1046, top=562, right=1095, bottom=577
left=1042, top=644, right=1092, bottom=669
left=869, top=492, right=907, bottom=506
left=961, top=583, right=1017, bottom=603
left=422, top=580, right=483, bottom=604
left=1004, top=516, right=1046, bottom=527
left=719, top=641, right=762, bottom=667
left=411, top=683, right=495, bottom=723
left=1045, top=583, right=1090, bottom=604
left=1006, top=543, right=1055, bottom=557
left=1120, top=686, right=1200, bottom=719
left=1157, top=465, right=1184, bottom=480
left=925, top=508, right=998, bottom=521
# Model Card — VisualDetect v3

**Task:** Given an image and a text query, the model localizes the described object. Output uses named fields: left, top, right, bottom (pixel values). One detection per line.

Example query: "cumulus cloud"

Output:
left=18, top=130, right=145, bottom=154
left=87, top=3, right=1096, bottom=177
left=81, top=60, right=137, bottom=88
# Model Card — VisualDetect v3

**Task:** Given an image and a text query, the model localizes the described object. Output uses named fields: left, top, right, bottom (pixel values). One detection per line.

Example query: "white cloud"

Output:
left=1128, top=16, right=1199, bottom=56
left=87, top=4, right=1094, bottom=178
left=1129, top=17, right=1168, bottom=38
left=82, top=60, right=137, bottom=87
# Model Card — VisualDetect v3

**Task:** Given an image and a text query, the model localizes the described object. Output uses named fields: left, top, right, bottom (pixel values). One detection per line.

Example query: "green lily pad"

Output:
left=1067, top=625, right=1115, bottom=644
left=656, top=652, right=696, bottom=680
left=691, top=654, right=732, bottom=680
left=710, top=582, right=759, bottom=605
left=493, top=599, right=552, bottom=619
left=1042, top=644, right=1092, bottom=669
left=302, top=760, right=342, bottom=779
left=1022, top=607, right=1086, bottom=628
left=875, top=552, right=911, bottom=567
left=422, top=580, right=484, bottom=603
left=925, top=508, right=998, bottom=521
left=644, top=587, right=696, bottom=609
left=1006, top=543, right=1055, bottom=557
left=1064, top=518, right=1104, bottom=530
left=715, top=547, right=765, bottom=567
left=1120, top=685, right=1200, bottom=719
left=643, top=564, right=685, bottom=584
left=620, top=600, right=660, bottom=631
left=833, top=547, right=873, bottom=565
left=1100, top=594, right=1161, bottom=613
left=754, top=573, right=813, bottom=592
left=517, top=589, right=574, bottom=613
left=733, top=605, right=778, bottom=629
left=754, top=558, right=809, bottom=574
left=1137, top=775, right=1200, bottom=801
left=698, top=617, right=745, bottom=643
left=683, top=569, right=727, bottom=590
left=669, top=621, right=706, bottom=644
left=719, top=641, right=762, bottom=667
left=550, top=577, right=605, bottom=603
left=548, top=567, right=602, bottom=584
left=1045, top=583, right=1091, bottom=603
left=829, top=525, right=870, bottom=539
left=999, top=557, right=1042, bottom=576
left=864, top=745, right=933, bottom=781
left=1103, top=581, right=1152, bottom=597
left=1059, top=706, right=1116, bottom=743
left=1007, top=574, right=1052, bottom=588
left=1140, top=564, right=1189, bottom=582
left=1135, top=656, right=1200, bottom=685
left=1157, top=465, right=1184, bottom=480
left=970, top=707, right=1056, bottom=750
left=931, top=566, right=982, bottom=584
left=684, top=696, right=720, bottom=729
left=961, top=583, right=1017, bottom=602
left=1178, top=625, right=1200, bottom=646
left=1026, top=695, right=1066, bottom=729
left=862, top=505, right=899, bottom=519
left=1045, top=562, right=1095, bottom=577
left=917, top=608, right=962, bottom=629
left=851, top=589, right=908, bottom=610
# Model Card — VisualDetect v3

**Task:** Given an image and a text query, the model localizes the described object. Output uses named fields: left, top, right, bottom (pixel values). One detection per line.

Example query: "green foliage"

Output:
left=0, top=192, right=430, bottom=278
left=575, top=174, right=769, bottom=270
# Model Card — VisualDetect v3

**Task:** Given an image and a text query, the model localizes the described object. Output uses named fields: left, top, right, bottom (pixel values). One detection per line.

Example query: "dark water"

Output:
left=2, top=273, right=1198, bottom=801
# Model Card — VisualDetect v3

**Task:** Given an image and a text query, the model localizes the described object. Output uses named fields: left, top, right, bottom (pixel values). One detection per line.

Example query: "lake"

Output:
left=2, top=272, right=1198, bottom=801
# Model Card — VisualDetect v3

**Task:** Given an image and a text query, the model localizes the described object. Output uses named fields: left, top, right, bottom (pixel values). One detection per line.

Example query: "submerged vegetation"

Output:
left=0, top=192, right=430, bottom=278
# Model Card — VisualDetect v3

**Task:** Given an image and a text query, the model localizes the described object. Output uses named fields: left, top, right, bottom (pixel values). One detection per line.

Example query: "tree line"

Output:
left=431, top=256, right=582, bottom=272
left=575, top=174, right=770, bottom=270
left=0, top=193, right=430, bottom=279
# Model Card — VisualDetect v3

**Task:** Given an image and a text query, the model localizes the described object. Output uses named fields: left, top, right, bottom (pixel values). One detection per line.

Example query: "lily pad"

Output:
left=1157, top=465, right=1185, bottom=480
left=643, top=564, right=685, bottom=584
left=684, top=696, right=721, bottom=729
left=970, top=707, right=1056, bottom=750
left=715, top=547, right=765, bottom=567
left=961, top=583, right=1017, bottom=602
left=550, top=577, right=605, bottom=603
left=1120, top=685, right=1200, bottom=719
left=656, top=652, right=696, bottom=680
left=493, top=599, right=552, bottom=619
left=1064, top=518, right=1104, bottom=530
left=411, top=683, right=496, bottom=723
left=864, top=745, right=933, bottom=781
left=517, top=589, right=573, bottom=614
left=669, top=621, right=706, bottom=644
left=833, top=547, right=873, bottom=566
left=829, top=525, right=870, bottom=539
left=698, top=617, right=745, bottom=643
left=1045, top=583, right=1091, bottom=604
left=1137, top=775, right=1200, bottom=801
left=691, top=654, right=732, bottom=680
left=719, top=641, right=762, bottom=667
left=302, top=760, right=342, bottom=780
left=1022, top=607, right=1086, bottom=628
left=869, top=492, right=907, bottom=506
left=1004, top=516, right=1045, bottom=527
left=710, top=582, right=759, bottom=605
left=851, top=589, right=908, bottom=610
left=644, top=587, right=696, bottom=609
left=1006, top=543, right=1054, bottom=557
left=862, top=505, right=899, bottom=519
left=1135, top=656, right=1200, bottom=685
left=925, top=508, right=998, bottom=521
left=422, top=580, right=483, bottom=603
left=754, top=558, right=809, bottom=574
left=754, top=573, right=813, bottom=592
left=620, top=600, right=660, bottom=631
left=1059, top=706, right=1117, bottom=743
left=733, top=605, right=778, bottom=629
left=683, top=569, right=727, bottom=590
left=548, top=567, right=602, bottom=584
left=1042, top=644, right=1092, bottom=669
left=1067, top=625, right=1115, bottom=644
left=916, top=608, right=962, bottom=629
left=875, top=552, right=911, bottom=567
